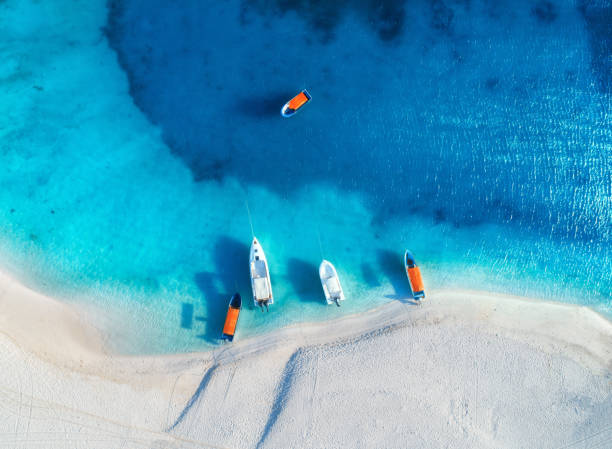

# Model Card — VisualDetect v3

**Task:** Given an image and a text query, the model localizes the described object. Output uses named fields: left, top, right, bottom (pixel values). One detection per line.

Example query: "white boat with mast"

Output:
left=249, top=237, right=274, bottom=311
left=319, top=259, right=345, bottom=307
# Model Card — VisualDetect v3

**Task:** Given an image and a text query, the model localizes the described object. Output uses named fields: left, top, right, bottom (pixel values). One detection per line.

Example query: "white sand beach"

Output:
left=1, top=270, right=611, bottom=449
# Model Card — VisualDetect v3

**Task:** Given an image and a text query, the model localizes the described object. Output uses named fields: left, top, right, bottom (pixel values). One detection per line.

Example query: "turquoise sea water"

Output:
left=0, top=0, right=610, bottom=354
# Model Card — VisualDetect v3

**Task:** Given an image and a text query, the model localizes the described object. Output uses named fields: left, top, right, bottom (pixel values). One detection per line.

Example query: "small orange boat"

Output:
left=222, top=293, right=241, bottom=341
left=404, top=251, right=425, bottom=300
left=281, top=89, right=311, bottom=117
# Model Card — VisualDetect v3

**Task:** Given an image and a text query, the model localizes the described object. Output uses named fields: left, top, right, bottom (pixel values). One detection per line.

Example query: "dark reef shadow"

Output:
left=287, top=258, right=325, bottom=305
left=377, top=249, right=412, bottom=300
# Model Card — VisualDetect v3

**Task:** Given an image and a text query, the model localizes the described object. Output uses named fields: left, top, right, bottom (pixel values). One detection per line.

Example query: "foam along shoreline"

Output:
left=1, top=270, right=611, bottom=448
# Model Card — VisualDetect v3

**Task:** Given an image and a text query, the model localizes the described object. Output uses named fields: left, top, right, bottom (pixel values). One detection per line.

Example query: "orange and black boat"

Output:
left=222, top=293, right=241, bottom=341
left=404, top=251, right=425, bottom=300
left=281, top=89, right=311, bottom=117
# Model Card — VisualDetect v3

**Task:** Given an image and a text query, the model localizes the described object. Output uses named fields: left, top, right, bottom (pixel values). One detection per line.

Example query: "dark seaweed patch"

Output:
left=532, top=1, right=558, bottom=24
left=189, top=157, right=230, bottom=183
left=451, top=48, right=465, bottom=63
left=485, top=77, right=500, bottom=90
left=242, top=0, right=343, bottom=42
left=241, top=0, right=408, bottom=43
left=431, top=0, right=454, bottom=33
left=579, top=1, right=612, bottom=95
left=371, top=0, right=406, bottom=42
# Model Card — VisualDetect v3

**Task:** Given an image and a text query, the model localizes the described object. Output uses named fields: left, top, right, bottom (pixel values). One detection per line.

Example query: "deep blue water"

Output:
left=0, top=0, right=610, bottom=353
left=107, top=0, right=610, bottom=242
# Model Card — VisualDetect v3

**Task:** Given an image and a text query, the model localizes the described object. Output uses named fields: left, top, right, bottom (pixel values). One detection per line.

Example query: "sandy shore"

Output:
left=0, top=270, right=611, bottom=448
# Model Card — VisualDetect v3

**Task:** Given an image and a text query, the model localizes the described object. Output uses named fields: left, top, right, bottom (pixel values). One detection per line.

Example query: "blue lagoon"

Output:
left=0, top=0, right=610, bottom=353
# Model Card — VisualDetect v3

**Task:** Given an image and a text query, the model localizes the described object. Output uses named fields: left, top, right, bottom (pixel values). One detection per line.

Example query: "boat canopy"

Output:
left=288, top=91, right=310, bottom=110
left=254, top=277, right=270, bottom=300
left=407, top=267, right=424, bottom=294
left=223, top=307, right=240, bottom=337
left=325, top=277, right=342, bottom=297
left=252, top=259, right=267, bottom=277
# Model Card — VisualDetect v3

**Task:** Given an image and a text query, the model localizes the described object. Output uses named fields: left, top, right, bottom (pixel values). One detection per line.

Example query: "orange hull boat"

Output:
left=222, top=293, right=241, bottom=341
left=404, top=251, right=425, bottom=300
left=281, top=90, right=311, bottom=117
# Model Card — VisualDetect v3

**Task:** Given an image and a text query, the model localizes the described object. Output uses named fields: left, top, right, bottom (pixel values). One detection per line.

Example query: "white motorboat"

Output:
left=319, top=260, right=345, bottom=306
left=250, top=237, right=274, bottom=311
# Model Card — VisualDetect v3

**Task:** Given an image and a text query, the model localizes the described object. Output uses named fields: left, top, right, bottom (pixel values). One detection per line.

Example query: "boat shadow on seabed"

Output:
left=377, top=249, right=421, bottom=305
left=181, top=236, right=251, bottom=342
left=286, top=257, right=327, bottom=306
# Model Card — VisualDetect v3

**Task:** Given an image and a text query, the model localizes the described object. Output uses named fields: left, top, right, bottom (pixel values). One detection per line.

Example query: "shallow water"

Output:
left=0, top=0, right=610, bottom=353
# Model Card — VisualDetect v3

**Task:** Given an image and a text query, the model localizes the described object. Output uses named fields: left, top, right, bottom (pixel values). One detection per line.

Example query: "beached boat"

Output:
left=221, top=293, right=241, bottom=342
left=281, top=89, right=311, bottom=117
left=250, top=237, right=274, bottom=311
left=319, top=260, right=345, bottom=306
left=404, top=250, right=425, bottom=300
